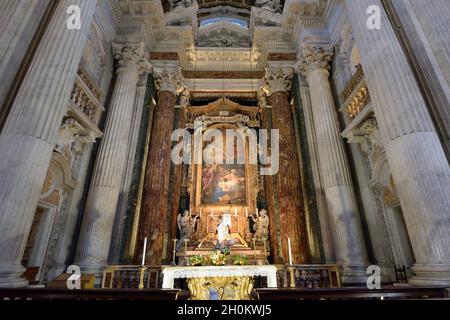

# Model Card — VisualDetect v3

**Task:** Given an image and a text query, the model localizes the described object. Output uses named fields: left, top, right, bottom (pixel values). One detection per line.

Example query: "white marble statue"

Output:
left=255, top=0, right=282, bottom=14
left=169, top=0, right=193, bottom=11
left=216, top=214, right=231, bottom=244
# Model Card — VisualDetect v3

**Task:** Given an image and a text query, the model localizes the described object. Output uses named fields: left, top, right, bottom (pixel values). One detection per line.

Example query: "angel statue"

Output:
left=255, top=0, right=282, bottom=14
left=251, top=209, right=269, bottom=241
left=176, top=210, right=199, bottom=251
left=169, top=0, right=193, bottom=11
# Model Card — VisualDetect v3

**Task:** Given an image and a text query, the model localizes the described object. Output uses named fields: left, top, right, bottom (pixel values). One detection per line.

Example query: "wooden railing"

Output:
left=277, top=264, right=341, bottom=289
left=255, top=286, right=450, bottom=300
left=0, top=288, right=181, bottom=301
left=101, top=265, right=163, bottom=289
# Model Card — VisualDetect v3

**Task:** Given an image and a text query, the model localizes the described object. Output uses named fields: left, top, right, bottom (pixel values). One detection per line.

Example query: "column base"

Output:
left=341, top=264, right=369, bottom=285
left=409, top=263, right=450, bottom=285
left=77, top=263, right=107, bottom=287
left=0, top=265, right=28, bottom=288
left=46, top=264, right=68, bottom=283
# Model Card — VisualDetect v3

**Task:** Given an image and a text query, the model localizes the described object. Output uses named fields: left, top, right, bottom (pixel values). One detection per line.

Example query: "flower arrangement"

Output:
left=189, top=255, right=209, bottom=266
left=210, top=250, right=227, bottom=266
left=189, top=248, right=249, bottom=266
left=231, top=254, right=249, bottom=266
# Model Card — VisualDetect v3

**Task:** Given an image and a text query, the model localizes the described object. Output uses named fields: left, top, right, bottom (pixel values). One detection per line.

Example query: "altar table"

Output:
left=161, top=265, right=278, bottom=289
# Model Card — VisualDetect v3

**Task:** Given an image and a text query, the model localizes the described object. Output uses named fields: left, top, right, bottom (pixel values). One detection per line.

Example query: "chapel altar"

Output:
left=168, top=98, right=272, bottom=266
left=162, top=265, right=277, bottom=300
left=135, top=97, right=312, bottom=288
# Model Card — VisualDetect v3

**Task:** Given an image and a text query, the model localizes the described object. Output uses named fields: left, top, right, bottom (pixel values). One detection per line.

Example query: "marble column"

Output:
left=136, top=69, right=183, bottom=265
left=0, top=0, right=50, bottom=111
left=259, top=92, right=283, bottom=264
left=110, top=73, right=148, bottom=263
left=345, top=0, right=450, bottom=285
left=389, top=0, right=450, bottom=157
left=0, top=0, right=96, bottom=288
left=75, top=43, right=150, bottom=273
left=262, top=69, right=311, bottom=264
left=299, top=46, right=369, bottom=283
left=298, top=78, right=335, bottom=263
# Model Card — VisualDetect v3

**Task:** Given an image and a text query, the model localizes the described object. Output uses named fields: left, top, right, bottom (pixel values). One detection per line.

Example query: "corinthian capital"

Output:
left=297, top=45, right=334, bottom=76
left=262, top=68, right=293, bottom=96
left=154, top=68, right=185, bottom=95
left=112, top=42, right=151, bottom=74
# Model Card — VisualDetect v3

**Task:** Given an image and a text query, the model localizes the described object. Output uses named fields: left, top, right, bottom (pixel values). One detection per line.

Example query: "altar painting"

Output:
left=201, top=163, right=246, bottom=205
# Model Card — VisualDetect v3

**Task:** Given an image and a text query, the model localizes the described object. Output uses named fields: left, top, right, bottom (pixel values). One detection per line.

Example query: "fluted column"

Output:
left=75, top=43, right=150, bottom=273
left=0, top=0, right=50, bottom=111
left=402, top=0, right=450, bottom=155
left=298, top=78, right=335, bottom=263
left=0, top=0, right=96, bottom=288
left=299, top=46, right=369, bottom=283
left=136, top=69, right=183, bottom=265
left=262, top=69, right=310, bottom=264
left=345, top=0, right=450, bottom=285
left=110, top=73, right=149, bottom=262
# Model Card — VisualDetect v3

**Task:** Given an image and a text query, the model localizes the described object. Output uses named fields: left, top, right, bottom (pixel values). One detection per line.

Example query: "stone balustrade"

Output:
left=340, top=64, right=371, bottom=121
left=69, top=68, right=104, bottom=125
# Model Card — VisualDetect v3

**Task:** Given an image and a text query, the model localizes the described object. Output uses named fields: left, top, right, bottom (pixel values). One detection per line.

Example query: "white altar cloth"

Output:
left=162, top=265, right=278, bottom=289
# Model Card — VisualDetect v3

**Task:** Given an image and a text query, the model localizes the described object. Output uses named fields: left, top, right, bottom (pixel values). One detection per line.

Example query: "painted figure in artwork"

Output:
left=201, top=164, right=246, bottom=205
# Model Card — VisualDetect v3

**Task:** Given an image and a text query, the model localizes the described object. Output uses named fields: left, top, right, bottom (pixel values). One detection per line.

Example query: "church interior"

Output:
left=0, top=0, right=449, bottom=301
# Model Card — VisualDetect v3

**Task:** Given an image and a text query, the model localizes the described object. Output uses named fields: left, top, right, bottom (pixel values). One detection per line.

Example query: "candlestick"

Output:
left=138, top=266, right=146, bottom=290
left=288, top=266, right=296, bottom=288
left=171, top=239, right=177, bottom=266
left=253, top=238, right=257, bottom=264
left=184, top=239, right=189, bottom=266
left=141, top=237, right=147, bottom=266
left=263, top=237, right=268, bottom=265
left=288, top=237, right=293, bottom=266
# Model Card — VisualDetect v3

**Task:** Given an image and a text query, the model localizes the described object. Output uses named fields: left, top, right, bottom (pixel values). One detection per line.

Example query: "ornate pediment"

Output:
left=185, top=98, right=261, bottom=127
left=192, top=98, right=258, bottom=114
left=198, top=21, right=249, bottom=47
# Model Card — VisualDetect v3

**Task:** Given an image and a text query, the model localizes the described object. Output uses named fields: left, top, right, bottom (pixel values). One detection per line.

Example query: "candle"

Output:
left=288, top=237, right=293, bottom=266
left=245, top=207, right=248, bottom=216
left=142, top=237, right=147, bottom=266
left=234, top=208, right=237, bottom=217
left=189, top=208, right=192, bottom=215
left=256, top=207, right=259, bottom=217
